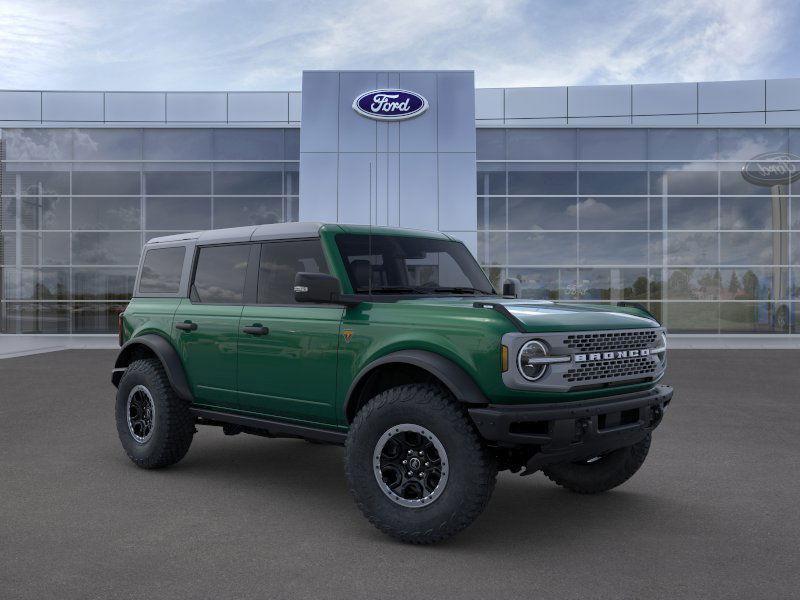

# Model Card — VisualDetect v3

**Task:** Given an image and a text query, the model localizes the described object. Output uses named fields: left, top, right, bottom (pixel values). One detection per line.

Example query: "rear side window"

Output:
left=258, top=240, right=329, bottom=304
left=139, top=246, right=186, bottom=294
left=191, top=244, right=250, bottom=304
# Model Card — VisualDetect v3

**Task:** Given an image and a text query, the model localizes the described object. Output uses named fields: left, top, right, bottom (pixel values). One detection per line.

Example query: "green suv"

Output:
left=113, top=222, right=672, bottom=544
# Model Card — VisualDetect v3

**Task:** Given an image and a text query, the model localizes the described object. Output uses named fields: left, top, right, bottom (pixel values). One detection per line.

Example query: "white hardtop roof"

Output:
left=146, top=222, right=325, bottom=245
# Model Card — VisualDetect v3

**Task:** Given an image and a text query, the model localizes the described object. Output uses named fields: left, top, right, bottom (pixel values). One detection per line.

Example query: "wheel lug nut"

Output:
left=425, top=462, right=430, bottom=467
left=407, top=450, right=413, bottom=455
left=402, top=460, right=407, bottom=465
left=407, top=471, right=413, bottom=476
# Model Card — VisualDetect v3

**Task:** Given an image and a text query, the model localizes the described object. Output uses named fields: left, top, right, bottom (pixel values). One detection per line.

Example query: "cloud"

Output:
left=0, top=0, right=795, bottom=90
left=0, top=1, right=93, bottom=86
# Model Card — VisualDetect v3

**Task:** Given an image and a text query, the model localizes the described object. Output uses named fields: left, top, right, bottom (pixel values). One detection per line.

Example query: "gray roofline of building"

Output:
left=1, top=77, right=798, bottom=127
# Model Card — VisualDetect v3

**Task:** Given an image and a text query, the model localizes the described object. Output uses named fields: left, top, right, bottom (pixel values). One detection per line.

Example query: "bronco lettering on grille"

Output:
left=574, top=348, right=651, bottom=362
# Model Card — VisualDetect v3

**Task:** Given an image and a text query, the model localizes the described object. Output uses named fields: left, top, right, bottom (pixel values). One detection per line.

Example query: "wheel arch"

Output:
left=343, top=349, right=489, bottom=423
left=112, top=334, right=193, bottom=402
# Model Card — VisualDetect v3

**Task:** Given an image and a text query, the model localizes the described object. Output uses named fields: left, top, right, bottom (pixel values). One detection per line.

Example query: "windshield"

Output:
left=335, top=234, right=496, bottom=296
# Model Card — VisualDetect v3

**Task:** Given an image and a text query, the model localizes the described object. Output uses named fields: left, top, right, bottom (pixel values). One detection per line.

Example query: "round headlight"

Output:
left=517, top=340, right=549, bottom=381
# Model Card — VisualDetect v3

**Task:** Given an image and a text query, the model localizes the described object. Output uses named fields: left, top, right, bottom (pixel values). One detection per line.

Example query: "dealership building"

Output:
left=1, top=70, right=799, bottom=345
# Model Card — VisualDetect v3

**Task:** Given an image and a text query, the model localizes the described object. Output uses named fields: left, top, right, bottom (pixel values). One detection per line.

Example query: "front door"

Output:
left=237, top=239, right=343, bottom=425
left=173, top=243, right=254, bottom=410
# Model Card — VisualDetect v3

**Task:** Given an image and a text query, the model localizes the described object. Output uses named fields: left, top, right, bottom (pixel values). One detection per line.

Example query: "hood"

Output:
left=497, top=300, right=657, bottom=332
left=397, top=297, right=658, bottom=332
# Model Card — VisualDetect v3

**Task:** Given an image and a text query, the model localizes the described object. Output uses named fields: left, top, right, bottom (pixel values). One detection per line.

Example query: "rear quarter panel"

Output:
left=122, top=298, right=182, bottom=345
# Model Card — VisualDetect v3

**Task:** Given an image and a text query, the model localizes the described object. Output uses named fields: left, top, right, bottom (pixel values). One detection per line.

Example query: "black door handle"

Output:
left=175, top=321, right=198, bottom=331
left=242, top=325, right=269, bottom=336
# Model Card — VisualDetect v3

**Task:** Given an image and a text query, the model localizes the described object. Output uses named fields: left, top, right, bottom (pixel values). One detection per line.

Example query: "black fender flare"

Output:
left=343, top=349, right=489, bottom=419
left=111, top=334, right=193, bottom=402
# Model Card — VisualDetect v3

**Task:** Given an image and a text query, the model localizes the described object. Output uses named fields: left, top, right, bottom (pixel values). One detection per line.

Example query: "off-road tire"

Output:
left=345, top=383, right=497, bottom=544
left=542, top=434, right=651, bottom=494
left=115, top=358, right=194, bottom=469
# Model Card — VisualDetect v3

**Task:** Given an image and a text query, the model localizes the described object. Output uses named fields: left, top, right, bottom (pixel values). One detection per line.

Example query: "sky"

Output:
left=0, top=0, right=798, bottom=91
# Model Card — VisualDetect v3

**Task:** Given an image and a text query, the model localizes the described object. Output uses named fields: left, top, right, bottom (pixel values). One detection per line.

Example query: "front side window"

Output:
left=335, top=234, right=494, bottom=295
left=191, top=244, right=250, bottom=304
left=257, top=240, right=329, bottom=304
left=139, top=247, right=185, bottom=294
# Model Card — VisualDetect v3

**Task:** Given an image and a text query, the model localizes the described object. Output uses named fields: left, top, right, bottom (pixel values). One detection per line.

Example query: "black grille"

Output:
left=563, top=356, right=657, bottom=383
left=563, top=330, right=659, bottom=354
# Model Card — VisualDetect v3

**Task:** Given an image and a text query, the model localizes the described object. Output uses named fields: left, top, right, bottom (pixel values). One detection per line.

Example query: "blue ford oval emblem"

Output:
left=352, top=89, right=428, bottom=121
left=742, top=152, right=800, bottom=186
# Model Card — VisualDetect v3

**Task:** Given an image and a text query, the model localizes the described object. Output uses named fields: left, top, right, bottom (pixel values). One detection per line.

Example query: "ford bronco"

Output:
left=112, top=222, right=672, bottom=544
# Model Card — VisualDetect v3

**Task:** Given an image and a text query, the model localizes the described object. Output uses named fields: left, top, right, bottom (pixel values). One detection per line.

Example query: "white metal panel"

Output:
left=632, top=114, right=698, bottom=125
left=438, top=153, right=477, bottom=231
left=399, top=153, right=438, bottom=230
left=437, top=71, right=476, bottom=153
left=105, top=92, right=165, bottom=122
left=398, top=71, right=438, bottom=152
left=228, top=92, right=288, bottom=122
left=166, top=92, right=227, bottom=122
left=375, top=152, right=389, bottom=226
left=505, top=86, right=567, bottom=119
left=0, top=91, right=41, bottom=121
left=289, top=92, right=302, bottom=122
left=338, top=72, right=377, bottom=153
left=298, top=153, right=338, bottom=222
left=504, top=118, right=568, bottom=126
left=765, top=111, right=800, bottom=126
left=632, top=82, right=696, bottom=115
left=698, top=112, right=765, bottom=125
left=386, top=152, right=400, bottom=227
left=568, top=116, right=631, bottom=125
left=568, top=85, right=631, bottom=117
left=337, top=153, right=374, bottom=224
left=300, top=71, right=339, bottom=152
left=42, top=92, right=103, bottom=121
left=475, top=88, right=504, bottom=120
left=698, top=80, right=764, bottom=113
left=766, top=78, right=800, bottom=111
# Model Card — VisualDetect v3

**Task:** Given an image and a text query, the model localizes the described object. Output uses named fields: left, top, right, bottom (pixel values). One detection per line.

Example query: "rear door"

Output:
left=237, top=239, right=343, bottom=425
left=172, top=243, right=255, bottom=410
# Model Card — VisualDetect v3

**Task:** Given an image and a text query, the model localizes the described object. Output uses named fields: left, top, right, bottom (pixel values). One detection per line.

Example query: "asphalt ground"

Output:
left=1, top=349, right=798, bottom=599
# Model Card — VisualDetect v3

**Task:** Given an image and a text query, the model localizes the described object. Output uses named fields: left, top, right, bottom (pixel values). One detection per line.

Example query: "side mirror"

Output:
left=294, top=272, right=343, bottom=304
left=502, top=277, right=521, bottom=299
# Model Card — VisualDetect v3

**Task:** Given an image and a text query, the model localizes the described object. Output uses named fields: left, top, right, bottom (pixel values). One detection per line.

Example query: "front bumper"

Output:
left=468, top=385, right=673, bottom=472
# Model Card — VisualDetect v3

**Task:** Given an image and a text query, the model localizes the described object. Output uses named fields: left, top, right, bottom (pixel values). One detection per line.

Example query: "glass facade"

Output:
left=2, top=124, right=799, bottom=336
left=0, top=128, right=299, bottom=333
left=477, top=128, right=800, bottom=334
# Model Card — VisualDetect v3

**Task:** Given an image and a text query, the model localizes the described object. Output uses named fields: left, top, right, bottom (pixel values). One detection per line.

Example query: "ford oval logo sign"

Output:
left=742, top=152, right=800, bottom=186
left=353, top=89, right=428, bottom=121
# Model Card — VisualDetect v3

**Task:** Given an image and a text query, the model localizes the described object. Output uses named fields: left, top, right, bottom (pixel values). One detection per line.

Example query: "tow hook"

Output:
left=650, top=406, right=663, bottom=426
left=574, top=418, right=589, bottom=442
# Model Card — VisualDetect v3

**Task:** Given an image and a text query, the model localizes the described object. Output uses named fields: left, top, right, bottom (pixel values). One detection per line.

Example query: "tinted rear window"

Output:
left=191, top=244, right=250, bottom=304
left=138, top=246, right=186, bottom=294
